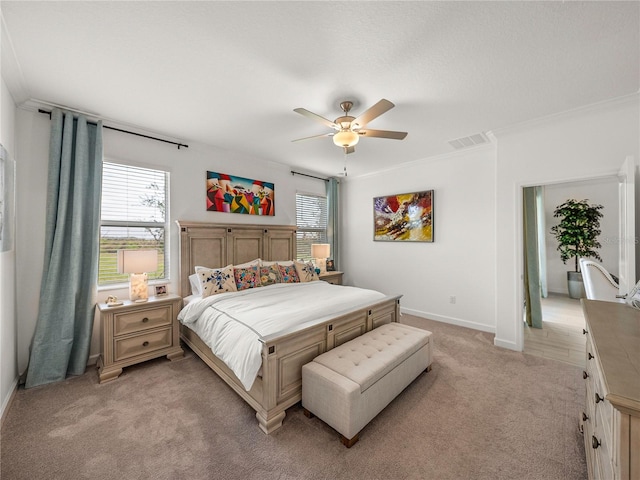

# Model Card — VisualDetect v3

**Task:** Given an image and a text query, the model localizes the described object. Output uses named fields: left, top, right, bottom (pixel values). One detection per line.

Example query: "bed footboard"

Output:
left=181, top=295, right=401, bottom=434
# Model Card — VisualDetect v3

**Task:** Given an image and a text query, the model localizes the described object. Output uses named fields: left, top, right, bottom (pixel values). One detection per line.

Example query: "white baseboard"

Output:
left=493, top=337, right=520, bottom=351
left=1, top=377, right=19, bottom=428
left=87, top=354, right=99, bottom=366
left=400, top=307, right=496, bottom=334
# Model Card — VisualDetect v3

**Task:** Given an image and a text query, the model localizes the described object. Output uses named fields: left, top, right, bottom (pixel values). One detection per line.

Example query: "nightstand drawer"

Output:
left=114, top=305, right=172, bottom=336
left=114, top=328, right=172, bottom=362
left=319, top=271, right=343, bottom=285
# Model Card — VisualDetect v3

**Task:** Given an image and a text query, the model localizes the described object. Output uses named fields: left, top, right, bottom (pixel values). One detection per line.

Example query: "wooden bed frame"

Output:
left=176, top=221, right=402, bottom=434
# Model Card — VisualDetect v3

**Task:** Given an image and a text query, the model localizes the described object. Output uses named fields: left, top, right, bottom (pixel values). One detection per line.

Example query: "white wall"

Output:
left=1, top=76, right=17, bottom=417
left=494, top=94, right=639, bottom=351
left=342, top=145, right=497, bottom=333
left=15, top=108, right=327, bottom=374
left=544, top=178, right=619, bottom=294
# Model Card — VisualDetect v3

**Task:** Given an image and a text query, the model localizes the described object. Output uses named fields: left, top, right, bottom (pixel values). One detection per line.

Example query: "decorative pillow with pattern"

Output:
left=196, top=265, right=237, bottom=298
left=234, top=265, right=261, bottom=290
left=259, top=264, right=281, bottom=286
left=294, top=261, right=319, bottom=282
left=277, top=263, right=300, bottom=283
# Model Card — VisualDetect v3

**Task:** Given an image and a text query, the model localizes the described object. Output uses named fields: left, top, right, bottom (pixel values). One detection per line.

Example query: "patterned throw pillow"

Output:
left=196, top=265, right=237, bottom=298
left=234, top=265, right=261, bottom=290
left=294, top=261, right=319, bottom=282
left=277, top=263, right=300, bottom=283
left=259, top=264, right=281, bottom=286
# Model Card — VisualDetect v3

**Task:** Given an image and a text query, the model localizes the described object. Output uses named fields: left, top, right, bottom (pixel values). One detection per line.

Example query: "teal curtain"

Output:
left=326, top=177, right=340, bottom=269
left=25, top=109, right=103, bottom=388
left=523, top=187, right=543, bottom=328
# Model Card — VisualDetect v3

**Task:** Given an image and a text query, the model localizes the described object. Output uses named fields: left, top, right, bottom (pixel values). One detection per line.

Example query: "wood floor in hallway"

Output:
left=524, top=293, right=586, bottom=368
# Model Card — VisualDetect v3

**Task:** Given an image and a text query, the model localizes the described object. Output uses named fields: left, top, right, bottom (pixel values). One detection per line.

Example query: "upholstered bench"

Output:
left=302, top=322, right=432, bottom=447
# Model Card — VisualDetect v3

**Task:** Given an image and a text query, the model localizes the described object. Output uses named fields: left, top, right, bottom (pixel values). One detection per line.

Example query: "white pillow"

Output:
left=189, top=273, right=203, bottom=296
left=234, top=258, right=261, bottom=269
left=262, top=260, right=294, bottom=267
left=183, top=294, right=202, bottom=306
left=196, top=265, right=238, bottom=298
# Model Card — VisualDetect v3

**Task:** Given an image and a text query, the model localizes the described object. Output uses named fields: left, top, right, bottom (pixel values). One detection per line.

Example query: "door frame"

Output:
left=515, top=166, right=634, bottom=350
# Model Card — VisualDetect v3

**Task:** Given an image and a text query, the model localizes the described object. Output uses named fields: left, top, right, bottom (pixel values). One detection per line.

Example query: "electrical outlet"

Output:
left=449, top=295, right=456, bottom=304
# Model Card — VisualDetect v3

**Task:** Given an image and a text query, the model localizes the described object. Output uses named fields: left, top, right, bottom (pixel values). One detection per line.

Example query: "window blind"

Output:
left=99, top=162, right=168, bottom=285
left=296, top=193, right=328, bottom=260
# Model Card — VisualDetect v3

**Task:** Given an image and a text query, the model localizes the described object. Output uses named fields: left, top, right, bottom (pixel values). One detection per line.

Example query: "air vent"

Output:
left=448, top=132, right=490, bottom=150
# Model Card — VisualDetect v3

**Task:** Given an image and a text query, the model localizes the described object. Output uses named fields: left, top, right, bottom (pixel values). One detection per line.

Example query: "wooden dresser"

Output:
left=580, top=300, right=640, bottom=480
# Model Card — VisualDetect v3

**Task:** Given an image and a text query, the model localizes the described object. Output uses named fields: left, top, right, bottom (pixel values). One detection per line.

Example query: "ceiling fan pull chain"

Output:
left=343, top=151, right=348, bottom=177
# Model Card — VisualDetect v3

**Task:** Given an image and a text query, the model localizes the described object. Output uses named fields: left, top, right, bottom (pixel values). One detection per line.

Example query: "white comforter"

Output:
left=178, top=281, right=387, bottom=390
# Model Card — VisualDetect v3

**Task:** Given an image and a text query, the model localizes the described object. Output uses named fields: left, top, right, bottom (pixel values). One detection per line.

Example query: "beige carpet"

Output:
left=1, top=315, right=586, bottom=480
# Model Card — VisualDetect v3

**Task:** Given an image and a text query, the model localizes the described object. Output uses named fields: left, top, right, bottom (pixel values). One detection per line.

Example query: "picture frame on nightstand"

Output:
left=154, top=284, right=168, bottom=296
left=326, top=259, right=335, bottom=271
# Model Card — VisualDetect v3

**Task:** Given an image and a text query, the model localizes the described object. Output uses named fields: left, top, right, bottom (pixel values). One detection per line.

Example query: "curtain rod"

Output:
left=38, top=109, right=189, bottom=150
left=290, top=170, right=329, bottom=182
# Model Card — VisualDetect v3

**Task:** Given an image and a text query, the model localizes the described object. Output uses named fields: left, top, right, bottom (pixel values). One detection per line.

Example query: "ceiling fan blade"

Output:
left=358, top=129, right=407, bottom=140
left=292, top=132, right=333, bottom=143
left=293, top=108, right=338, bottom=129
left=352, top=99, right=395, bottom=128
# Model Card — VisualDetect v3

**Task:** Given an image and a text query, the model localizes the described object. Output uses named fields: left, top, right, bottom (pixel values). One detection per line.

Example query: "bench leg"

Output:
left=304, top=408, right=357, bottom=447
left=341, top=433, right=359, bottom=448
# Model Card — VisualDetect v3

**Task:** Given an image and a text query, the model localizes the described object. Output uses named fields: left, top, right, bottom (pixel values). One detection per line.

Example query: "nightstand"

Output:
left=97, top=294, right=184, bottom=383
left=319, top=271, right=343, bottom=285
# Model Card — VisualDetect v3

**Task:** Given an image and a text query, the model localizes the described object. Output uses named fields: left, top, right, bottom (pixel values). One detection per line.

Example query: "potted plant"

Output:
left=550, top=198, right=604, bottom=299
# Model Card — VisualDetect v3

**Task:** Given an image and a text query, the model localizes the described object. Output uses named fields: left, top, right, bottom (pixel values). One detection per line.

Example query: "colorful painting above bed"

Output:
left=206, top=171, right=275, bottom=215
left=373, top=190, right=434, bottom=242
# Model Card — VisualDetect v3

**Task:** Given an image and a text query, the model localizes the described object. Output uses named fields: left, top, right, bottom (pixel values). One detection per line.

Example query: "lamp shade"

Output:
left=117, top=249, right=158, bottom=274
left=311, top=243, right=330, bottom=259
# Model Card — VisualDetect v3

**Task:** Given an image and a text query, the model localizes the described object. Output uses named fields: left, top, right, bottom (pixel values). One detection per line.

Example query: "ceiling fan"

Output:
left=292, top=99, right=408, bottom=154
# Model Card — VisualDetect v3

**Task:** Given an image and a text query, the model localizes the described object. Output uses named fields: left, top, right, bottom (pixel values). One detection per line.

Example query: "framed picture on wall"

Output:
left=206, top=171, right=274, bottom=216
left=373, top=190, right=434, bottom=242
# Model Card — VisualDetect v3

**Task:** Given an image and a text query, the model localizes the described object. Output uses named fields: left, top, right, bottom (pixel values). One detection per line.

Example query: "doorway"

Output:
left=523, top=176, right=620, bottom=368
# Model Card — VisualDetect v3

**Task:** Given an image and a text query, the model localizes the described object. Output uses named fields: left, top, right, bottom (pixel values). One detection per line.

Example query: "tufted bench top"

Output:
left=312, top=323, right=431, bottom=393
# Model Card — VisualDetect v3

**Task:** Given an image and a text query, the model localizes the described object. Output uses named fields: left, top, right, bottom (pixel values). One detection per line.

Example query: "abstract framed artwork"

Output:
left=373, top=190, right=434, bottom=242
left=206, top=171, right=274, bottom=216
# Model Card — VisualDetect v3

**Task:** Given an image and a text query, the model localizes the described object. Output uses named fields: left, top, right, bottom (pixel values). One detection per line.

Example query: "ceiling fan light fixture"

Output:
left=333, top=130, right=359, bottom=148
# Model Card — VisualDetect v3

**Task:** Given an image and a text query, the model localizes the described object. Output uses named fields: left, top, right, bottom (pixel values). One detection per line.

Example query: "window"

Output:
left=99, top=162, right=168, bottom=286
left=296, top=192, right=328, bottom=260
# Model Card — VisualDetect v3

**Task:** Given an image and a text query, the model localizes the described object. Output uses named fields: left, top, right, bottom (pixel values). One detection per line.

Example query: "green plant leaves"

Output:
left=550, top=198, right=603, bottom=272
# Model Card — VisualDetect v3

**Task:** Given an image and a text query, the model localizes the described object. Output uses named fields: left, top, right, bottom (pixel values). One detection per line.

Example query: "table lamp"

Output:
left=311, top=243, right=330, bottom=274
left=117, top=249, right=158, bottom=302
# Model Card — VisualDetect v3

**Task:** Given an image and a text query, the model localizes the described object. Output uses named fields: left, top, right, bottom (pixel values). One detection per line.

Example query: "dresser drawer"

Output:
left=114, top=305, right=172, bottom=336
left=114, top=328, right=172, bottom=362
left=591, top=424, right=614, bottom=480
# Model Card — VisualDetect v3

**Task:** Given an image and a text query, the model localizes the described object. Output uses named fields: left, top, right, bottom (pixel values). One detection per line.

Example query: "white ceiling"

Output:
left=2, top=1, right=638, bottom=177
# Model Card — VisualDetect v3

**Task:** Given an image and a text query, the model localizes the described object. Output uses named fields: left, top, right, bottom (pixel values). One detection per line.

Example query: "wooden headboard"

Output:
left=176, top=221, right=297, bottom=297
